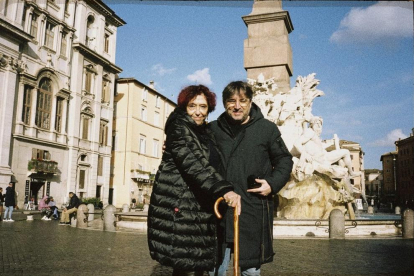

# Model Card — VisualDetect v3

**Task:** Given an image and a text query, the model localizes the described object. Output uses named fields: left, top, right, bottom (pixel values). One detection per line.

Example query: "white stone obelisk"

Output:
left=242, top=0, right=294, bottom=93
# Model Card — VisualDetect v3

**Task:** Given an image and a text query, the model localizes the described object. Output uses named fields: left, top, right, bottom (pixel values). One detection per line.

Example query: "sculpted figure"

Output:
left=292, top=116, right=361, bottom=181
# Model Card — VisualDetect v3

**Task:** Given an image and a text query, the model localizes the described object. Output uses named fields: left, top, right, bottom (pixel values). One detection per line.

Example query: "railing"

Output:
left=28, top=159, right=58, bottom=174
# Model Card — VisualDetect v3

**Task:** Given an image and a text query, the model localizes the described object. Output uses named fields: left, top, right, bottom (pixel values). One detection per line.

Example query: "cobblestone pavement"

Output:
left=0, top=212, right=413, bottom=276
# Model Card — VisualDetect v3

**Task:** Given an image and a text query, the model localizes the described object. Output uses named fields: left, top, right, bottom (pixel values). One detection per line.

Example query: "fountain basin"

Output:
left=274, top=216, right=402, bottom=238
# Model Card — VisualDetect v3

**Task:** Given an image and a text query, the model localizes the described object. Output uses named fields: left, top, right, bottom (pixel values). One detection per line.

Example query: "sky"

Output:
left=106, top=1, right=413, bottom=170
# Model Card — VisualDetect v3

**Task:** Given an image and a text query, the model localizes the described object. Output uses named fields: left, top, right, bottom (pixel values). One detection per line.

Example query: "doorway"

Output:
left=29, top=180, right=45, bottom=205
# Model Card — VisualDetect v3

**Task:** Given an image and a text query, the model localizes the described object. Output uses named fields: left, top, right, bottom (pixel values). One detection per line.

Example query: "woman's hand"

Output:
left=223, top=191, right=241, bottom=215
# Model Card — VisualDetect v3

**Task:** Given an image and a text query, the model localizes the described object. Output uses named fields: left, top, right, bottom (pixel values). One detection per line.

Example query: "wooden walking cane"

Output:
left=214, top=197, right=240, bottom=276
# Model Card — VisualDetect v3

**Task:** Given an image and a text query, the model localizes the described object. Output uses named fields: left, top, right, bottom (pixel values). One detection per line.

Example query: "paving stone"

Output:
left=0, top=212, right=412, bottom=276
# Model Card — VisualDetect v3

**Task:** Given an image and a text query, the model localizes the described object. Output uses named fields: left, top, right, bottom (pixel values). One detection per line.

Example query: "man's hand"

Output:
left=223, top=191, right=241, bottom=215
left=247, top=178, right=272, bottom=197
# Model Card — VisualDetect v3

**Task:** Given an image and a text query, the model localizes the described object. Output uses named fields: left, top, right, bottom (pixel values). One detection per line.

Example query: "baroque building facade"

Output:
left=0, top=0, right=125, bottom=208
left=380, top=151, right=398, bottom=206
left=395, top=129, right=414, bottom=209
left=111, top=78, right=176, bottom=208
left=363, top=169, right=383, bottom=205
left=325, top=139, right=365, bottom=199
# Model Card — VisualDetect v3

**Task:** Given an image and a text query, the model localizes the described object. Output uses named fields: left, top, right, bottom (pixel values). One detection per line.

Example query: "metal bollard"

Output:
left=402, top=208, right=414, bottom=239
left=103, top=204, right=117, bottom=231
left=76, top=204, right=88, bottom=228
left=87, top=203, right=94, bottom=222
left=329, top=209, right=345, bottom=239
left=122, top=203, right=129, bottom=213
left=395, top=206, right=401, bottom=215
left=367, top=206, right=374, bottom=214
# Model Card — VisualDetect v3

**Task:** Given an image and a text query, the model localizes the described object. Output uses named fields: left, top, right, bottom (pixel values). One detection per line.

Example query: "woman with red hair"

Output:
left=148, top=85, right=241, bottom=276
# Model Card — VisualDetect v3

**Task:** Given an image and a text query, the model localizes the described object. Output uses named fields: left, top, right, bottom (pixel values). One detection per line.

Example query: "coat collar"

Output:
left=216, top=102, right=264, bottom=134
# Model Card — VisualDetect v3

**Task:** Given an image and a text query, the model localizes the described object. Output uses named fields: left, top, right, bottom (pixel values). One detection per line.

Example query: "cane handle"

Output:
left=214, top=197, right=224, bottom=219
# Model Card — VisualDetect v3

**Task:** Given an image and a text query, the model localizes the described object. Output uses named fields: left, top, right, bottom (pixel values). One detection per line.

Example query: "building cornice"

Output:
left=0, top=18, right=33, bottom=43
left=395, top=135, right=414, bottom=146
left=73, top=43, right=122, bottom=74
left=84, top=0, right=126, bottom=27
left=19, top=72, right=38, bottom=87
left=242, top=10, right=293, bottom=33
left=13, top=134, right=68, bottom=150
left=117, top=77, right=177, bottom=107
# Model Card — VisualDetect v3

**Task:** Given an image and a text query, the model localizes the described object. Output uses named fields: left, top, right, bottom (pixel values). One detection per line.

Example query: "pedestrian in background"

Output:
left=210, top=81, right=293, bottom=276
left=3, top=182, right=16, bottom=222
left=38, top=195, right=51, bottom=220
left=148, top=85, right=241, bottom=276
left=59, top=192, right=80, bottom=225
left=48, top=196, right=59, bottom=220
left=0, top=187, right=4, bottom=221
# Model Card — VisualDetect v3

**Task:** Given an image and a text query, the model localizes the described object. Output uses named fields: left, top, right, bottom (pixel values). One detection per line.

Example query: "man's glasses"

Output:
left=226, top=98, right=250, bottom=107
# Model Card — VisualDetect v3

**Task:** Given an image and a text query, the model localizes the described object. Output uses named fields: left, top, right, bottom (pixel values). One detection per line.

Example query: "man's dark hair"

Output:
left=222, top=81, right=253, bottom=105
left=69, top=192, right=74, bottom=195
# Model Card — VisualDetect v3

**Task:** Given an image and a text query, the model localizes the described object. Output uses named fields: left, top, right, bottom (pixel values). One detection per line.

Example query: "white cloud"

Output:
left=151, top=63, right=176, bottom=76
left=369, top=129, right=408, bottom=147
left=187, top=68, right=212, bottom=85
left=330, top=2, right=413, bottom=44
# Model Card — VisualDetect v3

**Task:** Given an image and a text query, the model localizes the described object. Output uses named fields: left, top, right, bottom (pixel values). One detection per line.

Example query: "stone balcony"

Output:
left=27, top=159, right=58, bottom=174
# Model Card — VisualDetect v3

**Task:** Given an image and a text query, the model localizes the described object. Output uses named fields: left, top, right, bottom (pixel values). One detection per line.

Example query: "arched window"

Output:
left=86, top=15, right=95, bottom=47
left=81, top=106, right=94, bottom=140
left=35, top=78, right=53, bottom=129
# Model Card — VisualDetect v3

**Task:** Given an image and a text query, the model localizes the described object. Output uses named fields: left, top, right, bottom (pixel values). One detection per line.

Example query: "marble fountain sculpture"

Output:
left=248, top=73, right=362, bottom=219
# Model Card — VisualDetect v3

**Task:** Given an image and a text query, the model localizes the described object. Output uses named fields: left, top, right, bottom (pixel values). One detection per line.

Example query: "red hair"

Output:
left=177, top=85, right=216, bottom=113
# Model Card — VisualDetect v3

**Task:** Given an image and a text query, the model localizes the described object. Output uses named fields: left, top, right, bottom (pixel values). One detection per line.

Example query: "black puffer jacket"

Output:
left=4, top=186, right=15, bottom=207
left=148, top=107, right=234, bottom=270
left=210, top=103, right=293, bottom=269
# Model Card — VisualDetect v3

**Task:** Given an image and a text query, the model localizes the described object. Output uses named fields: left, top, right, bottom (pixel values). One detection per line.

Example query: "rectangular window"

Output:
left=64, top=0, right=69, bottom=12
left=140, top=135, right=146, bottom=154
left=98, top=156, right=103, bottom=176
left=79, top=170, right=85, bottom=189
left=141, top=106, right=147, bottom=121
left=154, top=111, right=159, bottom=126
left=55, top=97, right=63, bottom=132
left=82, top=117, right=89, bottom=140
left=104, top=34, right=110, bottom=53
left=44, top=21, right=55, bottom=49
left=165, top=103, right=170, bottom=118
left=36, top=91, right=52, bottom=130
left=22, top=6, right=27, bottom=29
left=30, top=14, right=38, bottom=38
left=112, top=133, right=116, bottom=151
left=32, top=149, right=50, bottom=160
left=142, top=88, right=147, bottom=101
left=153, top=139, right=159, bottom=157
left=85, top=70, right=92, bottom=93
left=102, top=80, right=110, bottom=103
left=99, top=121, right=108, bottom=146
left=156, top=96, right=160, bottom=108
left=22, top=86, right=31, bottom=124
left=60, top=32, right=67, bottom=57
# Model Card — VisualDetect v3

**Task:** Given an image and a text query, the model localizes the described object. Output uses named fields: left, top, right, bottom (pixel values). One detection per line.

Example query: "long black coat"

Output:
left=4, top=186, right=15, bottom=207
left=210, top=103, right=293, bottom=268
left=147, top=108, right=234, bottom=271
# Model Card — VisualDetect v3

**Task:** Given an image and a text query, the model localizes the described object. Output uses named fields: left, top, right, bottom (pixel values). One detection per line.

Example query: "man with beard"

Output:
left=209, top=81, right=293, bottom=276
